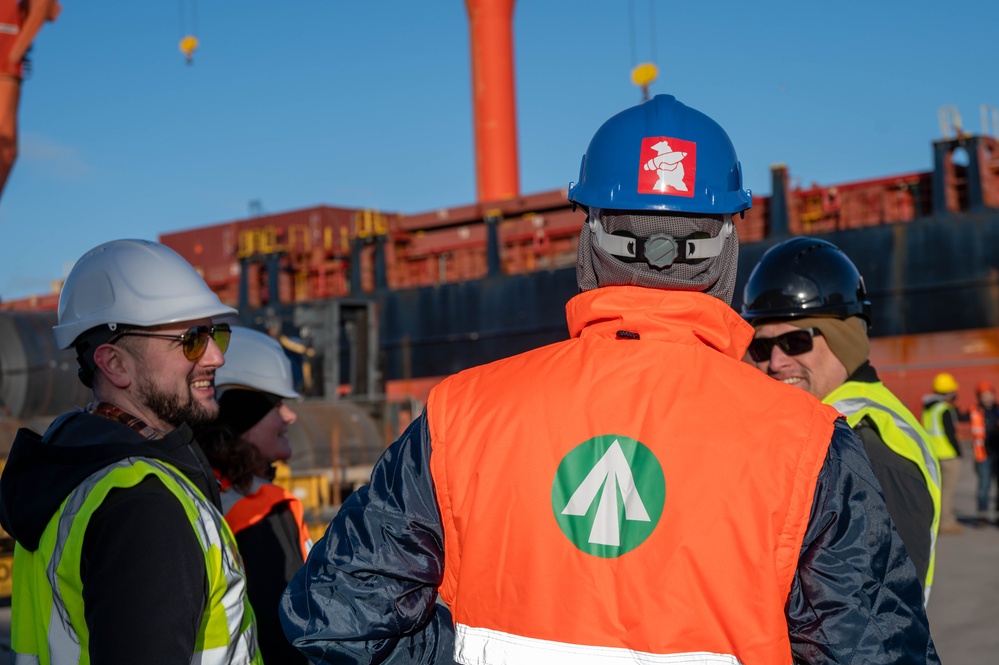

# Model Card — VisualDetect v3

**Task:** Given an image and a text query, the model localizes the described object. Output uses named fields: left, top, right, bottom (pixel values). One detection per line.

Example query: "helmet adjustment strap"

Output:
left=587, top=212, right=733, bottom=268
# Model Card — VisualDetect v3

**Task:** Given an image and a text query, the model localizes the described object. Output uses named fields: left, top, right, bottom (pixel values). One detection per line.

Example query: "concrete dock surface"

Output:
left=925, top=457, right=999, bottom=664
left=1, top=456, right=995, bottom=662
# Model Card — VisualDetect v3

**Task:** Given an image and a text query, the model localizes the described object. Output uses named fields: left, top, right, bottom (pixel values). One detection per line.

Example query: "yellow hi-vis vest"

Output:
left=824, top=380, right=941, bottom=602
left=922, top=400, right=960, bottom=460
left=11, top=457, right=262, bottom=665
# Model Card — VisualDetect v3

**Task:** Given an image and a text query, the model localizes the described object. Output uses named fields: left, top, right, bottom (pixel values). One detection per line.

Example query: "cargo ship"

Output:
left=155, top=122, right=999, bottom=419
left=3, top=125, right=998, bottom=423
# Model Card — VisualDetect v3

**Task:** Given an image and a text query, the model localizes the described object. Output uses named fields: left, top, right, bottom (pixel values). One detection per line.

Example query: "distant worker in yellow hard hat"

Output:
left=923, top=372, right=965, bottom=534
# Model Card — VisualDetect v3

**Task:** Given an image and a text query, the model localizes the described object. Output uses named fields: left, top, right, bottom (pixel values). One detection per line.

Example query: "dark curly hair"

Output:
left=195, top=422, right=268, bottom=494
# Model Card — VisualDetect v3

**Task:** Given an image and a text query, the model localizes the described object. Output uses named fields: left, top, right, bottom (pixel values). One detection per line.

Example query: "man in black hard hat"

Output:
left=742, top=237, right=941, bottom=602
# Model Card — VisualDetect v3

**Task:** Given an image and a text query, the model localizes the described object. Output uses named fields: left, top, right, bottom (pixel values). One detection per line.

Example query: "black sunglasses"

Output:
left=110, top=323, right=232, bottom=361
left=747, top=327, right=822, bottom=363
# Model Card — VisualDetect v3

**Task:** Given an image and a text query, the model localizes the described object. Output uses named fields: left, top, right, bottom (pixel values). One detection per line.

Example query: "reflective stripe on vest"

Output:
left=221, top=479, right=313, bottom=559
left=11, top=457, right=262, bottom=665
left=922, top=401, right=959, bottom=460
left=455, top=624, right=745, bottom=664
left=826, top=381, right=941, bottom=601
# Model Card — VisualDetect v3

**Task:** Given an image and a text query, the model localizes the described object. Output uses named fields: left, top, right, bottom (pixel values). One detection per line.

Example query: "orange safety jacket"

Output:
left=970, top=406, right=988, bottom=463
left=221, top=478, right=312, bottom=559
left=427, top=286, right=840, bottom=664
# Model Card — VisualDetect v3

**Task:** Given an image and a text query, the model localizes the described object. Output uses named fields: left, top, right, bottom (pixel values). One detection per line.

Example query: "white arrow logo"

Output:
left=561, top=439, right=651, bottom=546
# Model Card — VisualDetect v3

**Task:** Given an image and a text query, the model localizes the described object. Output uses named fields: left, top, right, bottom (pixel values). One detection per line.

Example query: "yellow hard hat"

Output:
left=933, top=372, right=959, bottom=394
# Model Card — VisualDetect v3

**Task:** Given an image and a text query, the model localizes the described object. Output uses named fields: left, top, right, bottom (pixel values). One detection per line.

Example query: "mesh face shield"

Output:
left=576, top=209, right=740, bottom=304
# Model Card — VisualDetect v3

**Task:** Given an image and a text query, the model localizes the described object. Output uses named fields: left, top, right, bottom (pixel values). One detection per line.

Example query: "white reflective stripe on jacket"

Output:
left=455, top=624, right=745, bottom=664
left=828, top=395, right=940, bottom=488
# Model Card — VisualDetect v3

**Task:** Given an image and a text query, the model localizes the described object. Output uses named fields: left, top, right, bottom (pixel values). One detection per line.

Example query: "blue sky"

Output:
left=0, top=0, right=995, bottom=300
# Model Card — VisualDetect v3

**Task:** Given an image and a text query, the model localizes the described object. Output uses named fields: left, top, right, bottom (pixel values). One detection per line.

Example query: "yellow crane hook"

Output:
left=179, top=34, right=199, bottom=65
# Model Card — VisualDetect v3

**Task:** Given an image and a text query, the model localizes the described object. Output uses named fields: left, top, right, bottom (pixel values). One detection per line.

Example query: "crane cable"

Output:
left=179, top=0, right=199, bottom=65
left=628, top=0, right=660, bottom=101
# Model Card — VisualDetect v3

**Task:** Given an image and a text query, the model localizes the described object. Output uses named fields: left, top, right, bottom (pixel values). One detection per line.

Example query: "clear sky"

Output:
left=0, top=0, right=994, bottom=301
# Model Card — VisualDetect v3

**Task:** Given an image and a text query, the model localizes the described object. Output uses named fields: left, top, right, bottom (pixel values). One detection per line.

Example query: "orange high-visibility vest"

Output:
left=428, top=286, right=839, bottom=665
left=970, top=406, right=987, bottom=463
left=223, top=481, right=312, bottom=560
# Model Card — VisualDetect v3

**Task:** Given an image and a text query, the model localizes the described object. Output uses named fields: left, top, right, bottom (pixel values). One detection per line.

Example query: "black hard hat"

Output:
left=741, top=237, right=871, bottom=323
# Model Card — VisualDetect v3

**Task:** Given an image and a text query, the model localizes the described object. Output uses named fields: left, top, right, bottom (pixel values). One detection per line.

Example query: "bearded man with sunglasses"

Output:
left=742, top=236, right=941, bottom=603
left=0, top=239, right=262, bottom=664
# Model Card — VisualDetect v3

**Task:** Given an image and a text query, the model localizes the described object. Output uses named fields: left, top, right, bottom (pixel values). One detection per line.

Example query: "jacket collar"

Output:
left=566, top=286, right=754, bottom=361
left=845, top=361, right=878, bottom=384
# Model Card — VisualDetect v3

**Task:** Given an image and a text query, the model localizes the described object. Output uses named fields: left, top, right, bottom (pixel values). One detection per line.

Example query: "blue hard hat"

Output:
left=568, top=95, right=752, bottom=215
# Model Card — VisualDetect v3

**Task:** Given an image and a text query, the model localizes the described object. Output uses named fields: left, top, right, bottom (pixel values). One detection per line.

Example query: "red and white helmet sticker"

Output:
left=638, top=137, right=696, bottom=197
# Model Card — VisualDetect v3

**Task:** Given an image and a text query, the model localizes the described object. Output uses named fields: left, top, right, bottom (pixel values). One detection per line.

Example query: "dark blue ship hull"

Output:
left=369, top=206, right=999, bottom=385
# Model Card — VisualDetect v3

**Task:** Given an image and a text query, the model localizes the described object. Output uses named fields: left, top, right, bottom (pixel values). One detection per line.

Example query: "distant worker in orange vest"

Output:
left=969, top=380, right=999, bottom=526
left=197, top=326, right=312, bottom=665
left=0, top=0, right=60, bottom=201
left=741, top=237, right=940, bottom=599
left=923, top=372, right=966, bottom=534
left=279, top=95, right=937, bottom=664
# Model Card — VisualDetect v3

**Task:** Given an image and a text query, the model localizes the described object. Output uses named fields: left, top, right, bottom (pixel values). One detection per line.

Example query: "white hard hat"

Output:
left=53, top=239, right=238, bottom=349
left=215, top=326, right=299, bottom=399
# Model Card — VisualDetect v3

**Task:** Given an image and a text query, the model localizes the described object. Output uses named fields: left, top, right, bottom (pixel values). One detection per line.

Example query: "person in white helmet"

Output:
left=0, top=239, right=262, bottom=664
left=197, top=326, right=312, bottom=665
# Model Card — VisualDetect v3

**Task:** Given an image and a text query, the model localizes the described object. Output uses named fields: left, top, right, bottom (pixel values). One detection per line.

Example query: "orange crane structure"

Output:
left=466, top=0, right=520, bottom=203
left=0, top=0, right=60, bottom=204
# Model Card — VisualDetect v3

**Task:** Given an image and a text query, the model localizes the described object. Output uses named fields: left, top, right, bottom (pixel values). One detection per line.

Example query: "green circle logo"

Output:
left=551, top=434, right=665, bottom=558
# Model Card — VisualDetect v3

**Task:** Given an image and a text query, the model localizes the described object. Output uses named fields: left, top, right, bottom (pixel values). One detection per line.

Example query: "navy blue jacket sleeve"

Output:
left=279, top=412, right=456, bottom=665
left=788, top=419, right=939, bottom=664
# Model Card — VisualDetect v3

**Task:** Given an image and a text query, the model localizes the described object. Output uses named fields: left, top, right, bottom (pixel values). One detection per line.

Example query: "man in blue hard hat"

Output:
left=281, top=96, right=937, bottom=665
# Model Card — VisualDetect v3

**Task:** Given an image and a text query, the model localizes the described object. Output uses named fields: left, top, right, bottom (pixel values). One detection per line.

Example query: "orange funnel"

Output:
left=465, top=0, right=520, bottom=203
